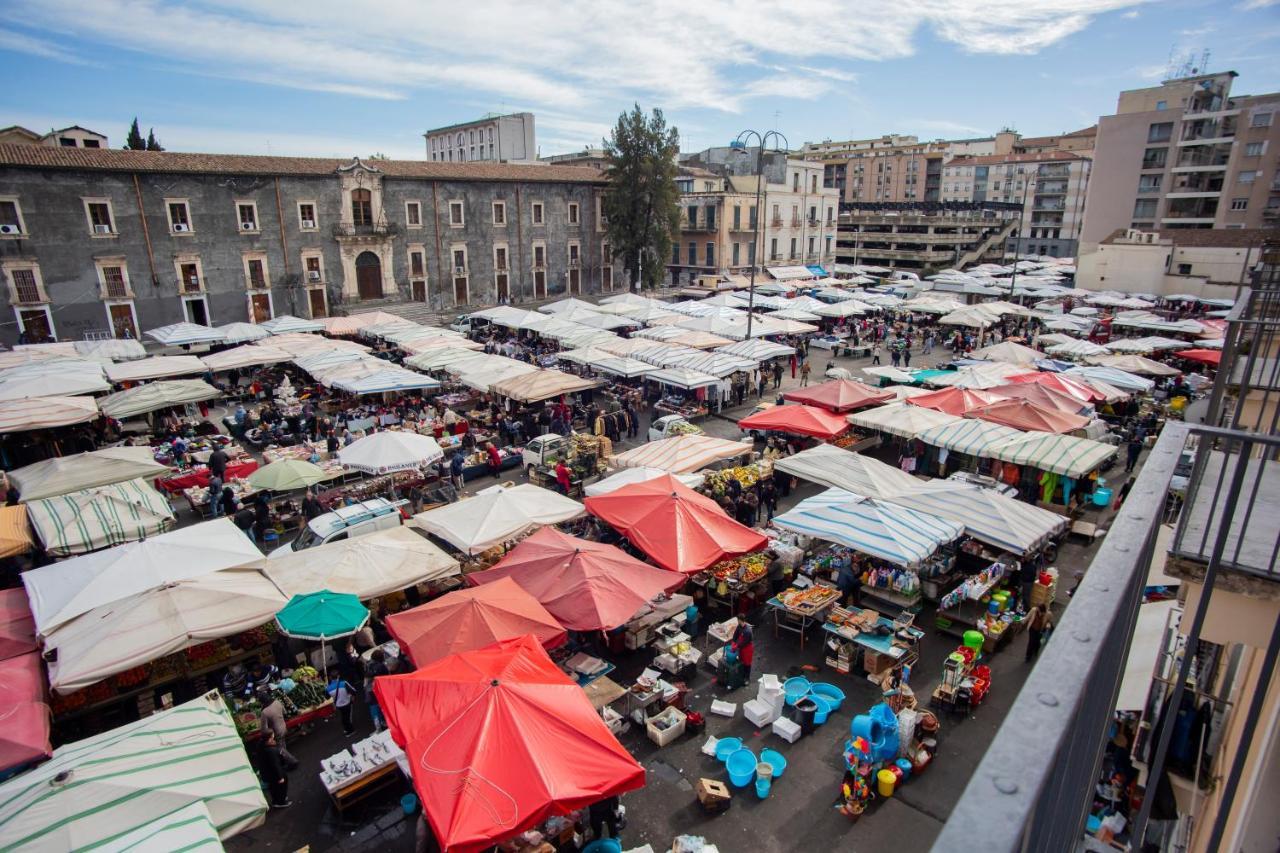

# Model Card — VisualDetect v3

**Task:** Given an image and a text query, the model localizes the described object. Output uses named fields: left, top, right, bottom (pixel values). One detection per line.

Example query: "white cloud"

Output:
left=1238, top=0, right=1277, bottom=8
left=7, top=0, right=1145, bottom=116
left=910, top=118, right=989, bottom=137
left=0, top=27, right=96, bottom=65
left=1121, top=9, right=1140, bottom=17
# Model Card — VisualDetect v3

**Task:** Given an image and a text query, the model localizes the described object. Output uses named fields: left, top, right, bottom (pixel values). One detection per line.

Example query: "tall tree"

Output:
left=602, top=105, right=680, bottom=291
left=145, top=129, right=164, bottom=151
left=124, top=118, right=145, bottom=150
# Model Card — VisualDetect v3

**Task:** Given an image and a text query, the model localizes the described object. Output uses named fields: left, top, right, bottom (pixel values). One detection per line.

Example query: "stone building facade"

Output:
left=0, top=146, right=610, bottom=344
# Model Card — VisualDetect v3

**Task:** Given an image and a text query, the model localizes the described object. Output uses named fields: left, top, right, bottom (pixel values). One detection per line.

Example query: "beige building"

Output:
left=424, top=112, right=536, bottom=163
left=801, top=134, right=948, bottom=203
left=0, top=124, right=108, bottom=148
left=1080, top=71, right=1280, bottom=256
left=1075, top=227, right=1269, bottom=298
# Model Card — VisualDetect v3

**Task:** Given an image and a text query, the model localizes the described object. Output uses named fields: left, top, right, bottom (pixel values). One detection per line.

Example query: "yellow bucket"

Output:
left=877, top=768, right=896, bottom=798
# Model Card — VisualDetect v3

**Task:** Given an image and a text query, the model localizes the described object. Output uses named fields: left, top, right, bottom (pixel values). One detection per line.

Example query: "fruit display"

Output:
left=708, top=552, right=769, bottom=585
left=230, top=625, right=274, bottom=651
left=111, top=666, right=150, bottom=689
left=776, top=585, right=841, bottom=614
left=702, top=464, right=767, bottom=497
left=668, top=420, right=703, bottom=437
left=293, top=665, right=319, bottom=680
left=149, top=652, right=185, bottom=682
left=828, top=431, right=864, bottom=449
left=185, top=640, right=233, bottom=668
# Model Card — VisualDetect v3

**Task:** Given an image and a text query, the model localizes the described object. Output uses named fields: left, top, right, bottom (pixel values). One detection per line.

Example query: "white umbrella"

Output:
left=260, top=314, right=324, bottom=334
left=338, top=430, right=444, bottom=474
left=216, top=322, right=271, bottom=344
left=262, top=526, right=459, bottom=600
left=145, top=322, right=225, bottom=347
left=411, top=483, right=584, bottom=554
left=583, top=467, right=705, bottom=497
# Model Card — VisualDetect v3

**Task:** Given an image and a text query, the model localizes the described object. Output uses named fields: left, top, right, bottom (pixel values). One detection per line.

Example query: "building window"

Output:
left=1238, top=171, right=1257, bottom=184
left=789, top=237, right=797, bottom=258
left=1138, top=174, right=1162, bottom=194
left=568, top=202, right=580, bottom=225
left=770, top=238, right=778, bottom=260
left=177, top=258, right=203, bottom=293
left=1142, top=148, right=1168, bottom=170
left=84, top=199, right=116, bottom=235
left=1251, top=112, right=1273, bottom=128
left=810, top=174, right=818, bottom=193
left=1133, top=199, right=1158, bottom=218
left=825, top=235, right=832, bottom=256
left=1147, top=123, right=1173, bottom=143
left=705, top=242, right=715, bottom=267
left=1230, top=197, right=1249, bottom=211
left=303, top=254, right=323, bottom=283
left=492, top=201, right=506, bottom=225
left=405, top=201, right=422, bottom=228
left=352, top=189, right=373, bottom=226
left=672, top=244, right=680, bottom=265
left=687, top=205, right=697, bottom=227
left=494, top=245, right=508, bottom=271
left=0, top=198, right=27, bottom=236
left=749, top=205, right=757, bottom=229
left=449, top=200, right=465, bottom=227
left=771, top=204, right=780, bottom=224
left=237, top=202, right=259, bottom=232
left=245, top=257, right=268, bottom=289
left=747, top=240, right=756, bottom=266
left=531, top=202, right=544, bottom=225
left=732, top=206, right=741, bottom=230
left=685, top=243, right=695, bottom=265
left=732, top=242, right=740, bottom=265
left=1156, top=100, right=1167, bottom=110
left=166, top=200, right=191, bottom=233
left=297, top=202, right=317, bottom=231
left=8, top=266, right=45, bottom=303
left=1177, top=263, right=1193, bottom=275
left=97, top=263, right=130, bottom=299
left=792, top=172, right=799, bottom=191
left=410, top=249, right=426, bottom=277
left=808, top=236, right=815, bottom=256
left=826, top=207, right=833, bottom=225
left=705, top=206, right=716, bottom=230
left=1245, top=142, right=1265, bottom=157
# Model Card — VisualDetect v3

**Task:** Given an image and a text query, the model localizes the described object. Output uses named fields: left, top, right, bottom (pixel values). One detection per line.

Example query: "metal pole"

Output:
left=1010, top=175, right=1030, bottom=290
left=747, top=146, right=763, bottom=338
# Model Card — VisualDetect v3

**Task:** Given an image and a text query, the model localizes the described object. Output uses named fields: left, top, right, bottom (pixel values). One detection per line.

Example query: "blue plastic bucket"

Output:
left=759, top=748, right=788, bottom=778
left=810, top=694, right=834, bottom=725
left=714, top=737, right=743, bottom=762
left=755, top=776, right=771, bottom=799
left=726, top=748, right=757, bottom=787
left=583, top=840, right=623, bottom=853
left=809, top=682, right=846, bottom=711
left=783, top=676, right=811, bottom=706
left=401, top=793, right=418, bottom=815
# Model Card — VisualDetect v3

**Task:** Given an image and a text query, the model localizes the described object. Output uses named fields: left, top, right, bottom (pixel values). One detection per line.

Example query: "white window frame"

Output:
left=567, top=202, right=580, bottom=226
left=3, top=260, right=49, bottom=304
left=301, top=250, right=325, bottom=284
left=242, top=252, right=270, bottom=291
left=595, top=195, right=606, bottom=232
left=407, top=244, right=427, bottom=280
left=12, top=304, right=54, bottom=339
left=531, top=239, right=547, bottom=270
left=236, top=201, right=261, bottom=234
left=0, top=196, right=28, bottom=238
left=492, top=200, right=507, bottom=226
left=1238, top=171, right=1257, bottom=184
left=94, top=258, right=133, bottom=299
left=102, top=299, right=139, bottom=340
left=297, top=201, right=319, bottom=232
left=493, top=242, right=510, bottom=273
left=1251, top=111, right=1273, bottom=128
left=247, top=290, right=275, bottom=323
left=173, top=255, right=205, bottom=294
left=531, top=201, right=545, bottom=226
left=164, top=198, right=193, bottom=235
left=448, top=200, right=465, bottom=227
left=83, top=197, right=117, bottom=237
left=405, top=200, right=423, bottom=229
left=181, top=294, right=212, bottom=325
left=449, top=242, right=469, bottom=304
left=1230, top=198, right=1249, bottom=211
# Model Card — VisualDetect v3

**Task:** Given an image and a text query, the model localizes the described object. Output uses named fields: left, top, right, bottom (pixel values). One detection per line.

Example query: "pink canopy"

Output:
left=0, top=588, right=36, bottom=662
left=0, top=652, right=51, bottom=773
left=906, top=387, right=1009, bottom=416
left=782, top=379, right=893, bottom=412
left=966, top=399, right=1090, bottom=434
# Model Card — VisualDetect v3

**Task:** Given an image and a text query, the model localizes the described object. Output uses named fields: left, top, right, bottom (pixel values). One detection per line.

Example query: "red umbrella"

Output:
left=966, top=399, right=1090, bottom=434
left=0, top=588, right=36, bottom=662
left=737, top=403, right=851, bottom=439
left=906, top=387, right=1009, bottom=416
left=1001, top=371, right=1107, bottom=403
left=986, top=383, right=1090, bottom=415
left=467, top=528, right=686, bottom=630
left=583, top=475, right=767, bottom=573
left=1174, top=348, right=1221, bottom=366
left=0, top=652, right=51, bottom=773
left=386, top=577, right=567, bottom=668
left=782, top=378, right=893, bottom=412
left=375, top=635, right=645, bottom=853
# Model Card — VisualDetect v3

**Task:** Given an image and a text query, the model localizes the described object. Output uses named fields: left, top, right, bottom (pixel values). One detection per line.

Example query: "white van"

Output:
left=269, top=498, right=407, bottom=558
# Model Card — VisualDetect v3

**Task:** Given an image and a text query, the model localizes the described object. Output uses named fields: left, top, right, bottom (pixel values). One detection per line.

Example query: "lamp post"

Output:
left=1009, top=172, right=1035, bottom=292
left=736, top=129, right=789, bottom=338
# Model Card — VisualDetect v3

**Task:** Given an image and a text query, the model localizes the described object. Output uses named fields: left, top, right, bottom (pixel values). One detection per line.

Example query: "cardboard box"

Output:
left=646, top=707, right=687, bottom=747
left=863, top=651, right=895, bottom=675
left=696, top=778, right=731, bottom=813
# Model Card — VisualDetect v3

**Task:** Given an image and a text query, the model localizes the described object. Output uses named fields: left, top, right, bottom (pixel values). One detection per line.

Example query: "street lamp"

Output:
left=1009, top=172, right=1035, bottom=292
left=735, top=129, right=789, bottom=338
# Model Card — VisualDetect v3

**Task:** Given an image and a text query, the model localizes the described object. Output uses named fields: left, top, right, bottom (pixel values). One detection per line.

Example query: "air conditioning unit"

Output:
left=188, top=275, right=200, bottom=285
left=308, top=271, right=321, bottom=281
left=241, top=222, right=256, bottom=231
left=302, top=220, right=315, bottom=229
left=173, top=223, right=189, bottom=233
left=453, top=266, right=467, bottom=275
left=0, top=224, right=20, bottom=235
left=93, top=224, right=111, bottom=234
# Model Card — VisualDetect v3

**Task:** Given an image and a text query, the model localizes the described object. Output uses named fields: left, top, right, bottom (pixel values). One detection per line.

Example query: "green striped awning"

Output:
left=0, top=691, right=266, bottom=851
left=987, top=431, right=1118, bottom=478
left=26, top=477, right=175, bottom=557
left=916, top=419, right=1024, bottom=458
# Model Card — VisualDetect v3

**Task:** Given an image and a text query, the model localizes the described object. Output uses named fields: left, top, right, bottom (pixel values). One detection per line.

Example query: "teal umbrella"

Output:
left=275, top=590, right=368, bottom=682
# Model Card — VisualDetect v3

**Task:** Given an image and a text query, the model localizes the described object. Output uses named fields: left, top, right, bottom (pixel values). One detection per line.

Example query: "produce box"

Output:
left=1030, top=581, right=1057, bottom=608
left=646, top=707, right=687, bottom=747
left=863, top=651, right=895, bottom=676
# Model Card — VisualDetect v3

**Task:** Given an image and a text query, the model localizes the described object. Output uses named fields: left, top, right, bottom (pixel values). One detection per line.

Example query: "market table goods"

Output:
left=374, top=635, right=644, bottom=853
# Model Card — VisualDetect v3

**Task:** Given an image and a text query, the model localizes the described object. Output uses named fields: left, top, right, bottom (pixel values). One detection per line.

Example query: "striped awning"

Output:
left=988, top=431, right=1118, bottom=478
left=0, top=506, right=32, bottom=558
left=916, top=418, right=1024, bottom=457
left=26, top=478, right=175, bottom=557
left=885, top=481, right=1067, bottom=555
left=0, top=691, right=267, bottom=849
left=611, top=435, right=751, bottom=474
left=774, top=490, right=963, bottom=567
left=772, top=443, right=919, bottom=499
left=847, top=403, right=963, bottom=439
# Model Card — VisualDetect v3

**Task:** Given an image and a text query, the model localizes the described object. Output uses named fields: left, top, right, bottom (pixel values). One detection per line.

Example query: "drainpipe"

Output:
left=273, top=178, right=293, bottom=313
left=131, top=174, right=158, bottom=290
left=431, top=182, right=444, bottom=308
left=515, top=185, right=525, bottom=301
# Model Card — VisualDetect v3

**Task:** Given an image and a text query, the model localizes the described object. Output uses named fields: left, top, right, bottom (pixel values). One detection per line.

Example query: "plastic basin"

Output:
left=583, top=841, right=623, bottom=853
left=726, top=748, right=757, bottom=787
left=714, top=737, right=743, bottom=762
left=783, top=676, right=811, bottom=706
left=809, top=693, right=834, bottom=725
left=759, top=748, right=788, bottom=778
left=809, top=682, right=846, bottom=711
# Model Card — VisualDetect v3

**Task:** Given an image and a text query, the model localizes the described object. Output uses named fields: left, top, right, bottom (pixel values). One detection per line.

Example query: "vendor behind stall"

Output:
left=730, top=620, right=755, bottom=681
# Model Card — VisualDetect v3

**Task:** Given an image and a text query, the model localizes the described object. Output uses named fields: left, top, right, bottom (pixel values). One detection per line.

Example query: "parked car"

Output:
left=269, top=497, right=407, bottom=558
left=648, top=414, right=702, bottom=443
left=522, top=433, right=569, bottom=476
left=449, top=314, right=475, bottom=335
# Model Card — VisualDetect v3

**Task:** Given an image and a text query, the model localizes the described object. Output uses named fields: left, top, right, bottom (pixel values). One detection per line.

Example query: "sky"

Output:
left=1, top=0, right=1278, bottom=160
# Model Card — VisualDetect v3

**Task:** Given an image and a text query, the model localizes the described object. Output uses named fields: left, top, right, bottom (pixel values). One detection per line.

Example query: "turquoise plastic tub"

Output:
left=759, top=748, right=788, bottom=778
left=714, top=737, right=743, bottom=762
left=810, top=693, right=834, bottom=725
left=755, top=776, right=771, bottom=799
left=783, top=676, right=811, bottom=706
left=809, top=682, right=846, bottom=711
left=583, top=840, right=622, bottom=853
left=726, top=748, right=757, bottom=787
left=400, top=794, right=418, bottom=815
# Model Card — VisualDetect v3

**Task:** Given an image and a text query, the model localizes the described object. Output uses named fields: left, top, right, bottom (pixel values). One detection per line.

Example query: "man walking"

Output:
left=1024, top=604, right=1052, bottom=662
left=257, top=688, right=299, bottom=769
left=1125, top=434, right=1143, bottom=473
left=800, top=360, right=811, bottom=386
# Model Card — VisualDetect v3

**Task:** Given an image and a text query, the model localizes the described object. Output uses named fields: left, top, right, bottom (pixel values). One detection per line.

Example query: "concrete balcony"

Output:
left=1166, top=191, right=1223, bottom=199
left=1161, top=216, right=1217, bottom=225
left=1178, top=135, right=1236, bottom=147
left=1171, top=164, right=1230, bottom=173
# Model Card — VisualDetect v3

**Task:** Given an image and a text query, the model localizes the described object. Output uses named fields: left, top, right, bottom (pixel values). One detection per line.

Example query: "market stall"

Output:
left=98, top=379, right=221, bottom=420
left=782, top=378, right=893, bottom=412
left=610, top=434, right=752, bottom=474
left=337, top=430, right=444, bottom=474
left=646, top=366, right=721, bottom=420
left=772, top=443, right=918, bottom=500
left=25, top=477, right=176, bottom=557
left=584, top=466, right=704, bottom=497
left=412, top=483, right=584, bottom=555
left=0, top=396, right=100, bottom=432
left=262, top=526, right=459, bottom=600
left=965, top=399, right=1090, bottom=435
left=846, top=402, right=963, bottom=440
left=0, top=652, right=51, bottom=775
left=7, top=446, right=170, bottom=501
left=883, top=481, right=1067, bottom=557
left=0, top=505, right=32, bottom=560
left=823, top=605, right=924, bottom=678
left=738, top=404, right=852, bottom=440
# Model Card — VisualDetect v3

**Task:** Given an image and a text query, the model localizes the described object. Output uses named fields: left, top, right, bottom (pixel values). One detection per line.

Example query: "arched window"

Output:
left=487, top=127, right=493, bottom=142
left=457, top=133, right=464, bottom=147
left=351, top=188, right=372, bottom=226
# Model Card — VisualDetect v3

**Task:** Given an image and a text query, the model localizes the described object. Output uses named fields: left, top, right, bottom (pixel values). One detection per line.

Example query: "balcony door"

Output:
left=355, top=251, right=382, bottom=300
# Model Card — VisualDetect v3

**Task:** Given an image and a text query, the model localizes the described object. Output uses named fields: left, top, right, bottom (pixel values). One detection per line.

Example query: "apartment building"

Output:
left=424, top=112, right=536, bottom=163
left=1075, top=227, right=1270, bottom=298
left=0, top=124, right=109, bottom=149
left=801, top=134, right=949, bottom=204
left=667, top=159, right=839, bottom=284
left=0, top=145, right=609, bottom=345
left=1079, top=71, right=1280, bottom=255
left=834, top=202, right=1021, bottom=274
left=941, top=150, right=1092, bottom=257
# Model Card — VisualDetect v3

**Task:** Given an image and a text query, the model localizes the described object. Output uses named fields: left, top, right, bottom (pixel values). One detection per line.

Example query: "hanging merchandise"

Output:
left=937, top=562, right=1007, bottom=612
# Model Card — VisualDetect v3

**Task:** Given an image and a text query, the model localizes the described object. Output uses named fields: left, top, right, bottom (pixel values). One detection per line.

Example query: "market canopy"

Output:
left=1003, top=371, right=1108, bottom=403
left=375, top=635, right=644, bottom=853
left=338, top=430, right=443, bottom=474
left=215, top=321, right=270, bottom=344
left=145, top=322, right=225, bottom=347
left=1062, top=366, right=1155, bottom=394
left=25, top=477, right=175, bottom=558
left=0, top=653, right=50, bottom=773
left=773, top=443, right=918, bottom=499
left=248, top=458, right=328, bottom=491
left=44, top=567, right=289, bottom=693
left=970, top=341, right=1043, bottom=365
left=985, top=382, right=1092, bottom=415
left=584, top=474, right=767, bottom=573
left=1174, top=348, right=1222, bottom=366
left=104, top=355, right=206, bottom=383
left=74, top=338, right=146, bottom=360
left=200, top=343, right=293, bottom=372
left=738, top=403, right=850, bottom=439
left=98, top=379, right=221, bottom=419
left=773, top=489, right=964, bottom=568
left=782, top=378, right=893, bottom=412
left=716, top=338, right=794, bottom=361
left=262, top=526, right=459, bottom=601
left=0, top=396, right=99, bottom=432
left=490, top=368, right=602, bottom=402
left=917, top=418, right=1024, bottom=457
left=967, top=399, right=1090, bottom=434
left=0, top=588, right=36, bottom=661
left=0, top=368, right=110, bottom=400
left=988, top=430, right=1118, bottom=478
left=610, top=434, right=751, bottom=474
left=413, top=484, right=584, bottom=555
left=22, top=517, right=262, bottom=636
left=846, top=402, right=963, bottom=439
left=8, top=446, right=169, bottom=502
left=467, top=528, right=686, bottom=630
left=387, top=577, right=566, bottom=668
left=645, top=366, right=721, bottom=390
left=331, top=366, right=440, bottom=396
left=883, top=481, right=1067, bottom=555
left=0, top=690, right=266, bottom=849
left=1046, top=339, right=1110, bottom=359
left=584, top=467, right=704, bottom=497
left=1085, top=354, right=1181, bottom=377
left=924, top=363, right=1032, bottom=389
left=0, top=505, right=29, bottom=560
left=907, top=386, right=1009, bottom=416
left=259, top=314, right=323, bottom=334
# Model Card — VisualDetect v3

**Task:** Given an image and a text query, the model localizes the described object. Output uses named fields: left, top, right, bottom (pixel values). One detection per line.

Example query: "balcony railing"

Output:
left=180, top=278, right=203, bottom=294
left=103, top=283, right=129, bottom=300
left=331, top=222, right=400, bottom=238
left=13, top=281, right=42, bottom=304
